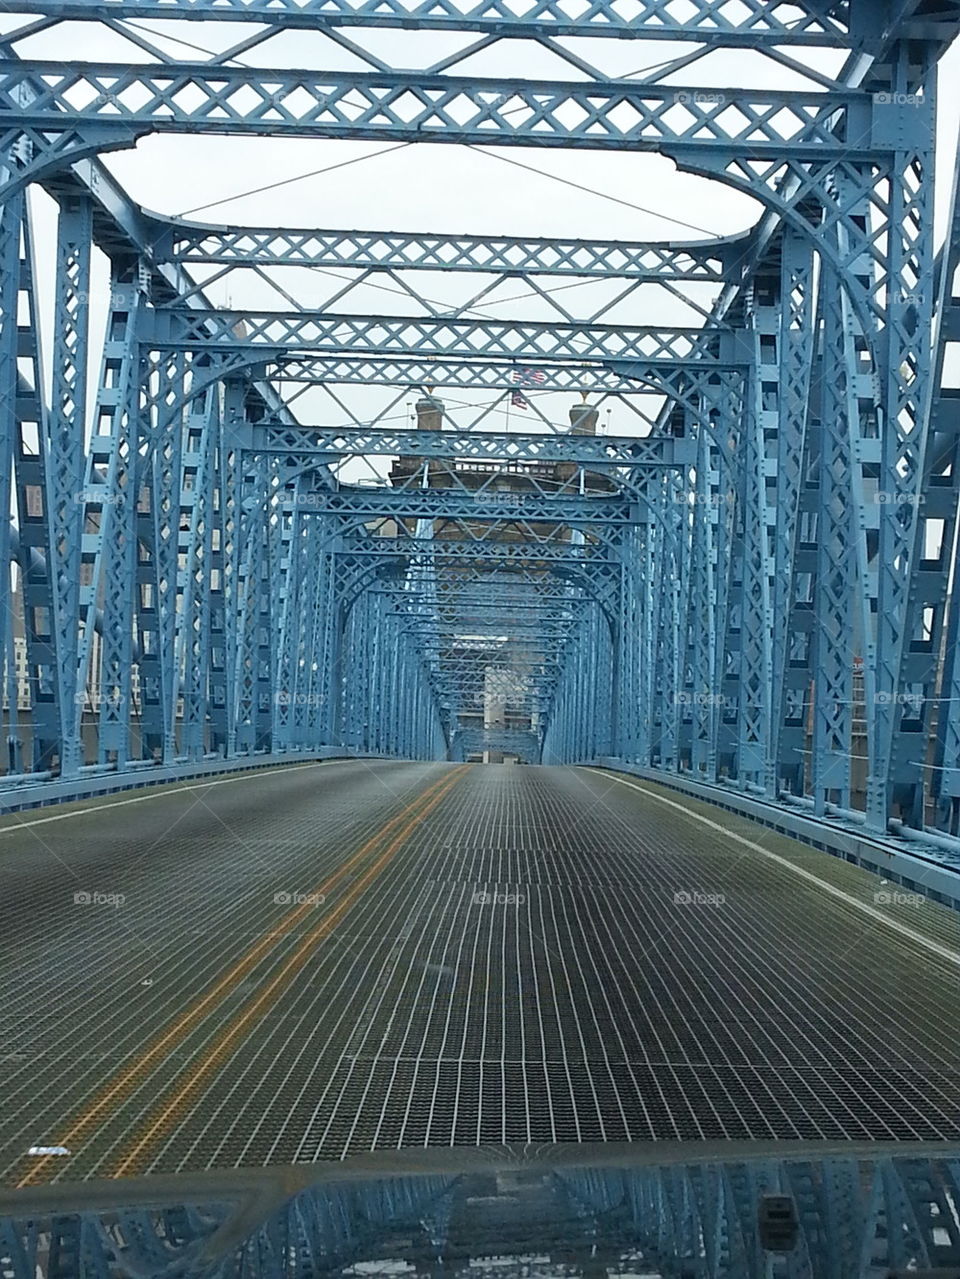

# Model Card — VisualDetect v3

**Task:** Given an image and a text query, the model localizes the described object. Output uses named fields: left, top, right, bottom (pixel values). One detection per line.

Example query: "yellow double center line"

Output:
left=17, top=767, right=465, bottom=1188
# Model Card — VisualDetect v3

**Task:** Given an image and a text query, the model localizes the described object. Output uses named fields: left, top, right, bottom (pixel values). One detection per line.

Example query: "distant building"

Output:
left=386, top=394, right=610, bottom=761
left=2, top=569, right=140, bottom=716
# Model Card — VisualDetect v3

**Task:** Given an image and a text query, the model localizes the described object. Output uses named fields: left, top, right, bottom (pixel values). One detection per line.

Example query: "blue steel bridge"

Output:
left=7, top=2, right=960, bottom=1275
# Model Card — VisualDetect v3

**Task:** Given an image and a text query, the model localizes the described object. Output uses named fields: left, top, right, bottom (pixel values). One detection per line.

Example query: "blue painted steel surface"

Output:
left=3, top=1149, right=960, bottom=1277
left=0, top=0, right=864, bottom=39
left=2, top=0, right=960, bottom=855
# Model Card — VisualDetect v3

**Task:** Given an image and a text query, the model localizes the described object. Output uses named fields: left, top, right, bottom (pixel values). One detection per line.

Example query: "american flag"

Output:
left=512, top=367, right=546, bottom=389
left=511, top=391, right=529, bottom=410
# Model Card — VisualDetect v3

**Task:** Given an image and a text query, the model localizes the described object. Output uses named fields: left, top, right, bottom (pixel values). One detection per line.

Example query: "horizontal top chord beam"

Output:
left=150, top=221, right=741, bottom=282
left=305, top=486, right=634, bottom=523
left=5, top=64, right=872, bottom=154
left=241, top=423, right=696, bottom=467
left=0, top=0, right=854, bottom=44
left=151, top=310, right=722, bottom=363
left=264, top=355, right=742, bottom=394
left=330, top=539, right=616, bottom=565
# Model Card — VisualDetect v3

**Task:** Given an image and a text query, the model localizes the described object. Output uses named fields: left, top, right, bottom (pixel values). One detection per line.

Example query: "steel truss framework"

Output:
left=3, top=0, right=960, bottom=839
left=2, top=1151, right=960, bottom=1278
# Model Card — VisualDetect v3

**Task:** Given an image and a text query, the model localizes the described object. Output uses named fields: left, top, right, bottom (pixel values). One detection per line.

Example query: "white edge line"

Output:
left=588, top=767, right=960, bottom=972
left=0, top=760, right=343, bottom=836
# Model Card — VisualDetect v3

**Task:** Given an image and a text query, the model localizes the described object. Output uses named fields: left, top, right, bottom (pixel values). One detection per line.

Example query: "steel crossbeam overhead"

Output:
left=351, top=457, right=649, bottom=509
left=435, top=679, right=555, bottom=697
left=406, top=630, right=573, bottom=646
left=265, top=356, right=742, bottom=395
left=396, top=604, right=576, bottom=628
left=381, top=577, right=588, bottom=600
left=381, top=579, right=575, bottom=602
left=0, top=65, right=893, bottom=211
left=327, top=539, right=612, bottom=567
left=414, top=647, right=566, bottom=664
left=150, top=311, right=718, bottom=363
left=421, top=654, right=576, bottom=675
left=303, top=487, right=634, bottom=526
left=419, top=611, right=582, bottom=626
left=388, top=590, right=577, bottom=620
left=404, top=624, right=568, bottom=638
left=436, top=672, right=552, bottom=685
left=2, top=0, right=960, bottom=848
left=0, top=0, right=859, bottom=40
left=3, top=67, right=866, bottom=151
left=395, top=619, right=572, bottom=634
left=385, top=592, right=610, bottom=617
left=405, top=625, right=569, bottom=642
left=238, top=424, right=697, bottom=468
left=424, top=653, right=559, bottom=669
left=152, top=221, right=740, bottom=282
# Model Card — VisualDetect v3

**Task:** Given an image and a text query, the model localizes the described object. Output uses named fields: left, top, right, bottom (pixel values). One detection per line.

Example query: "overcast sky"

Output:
left=10, top=19, right=960, bottom=459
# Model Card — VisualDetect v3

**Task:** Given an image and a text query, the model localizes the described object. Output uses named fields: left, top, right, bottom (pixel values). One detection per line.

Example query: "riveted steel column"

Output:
left=767, top=229, right=816, bottom=798
left=926, top=134, right=960, bottom=833
left=870, top=71, right=936, bottom=829
left=210, top=379, right=245, bottom=757
left=93, top=280, right=145, bottom=766
left=684, top=418, right=720, bottom=780
left=48, top=193, right=92, bottom=777
left=177, top=387, right=217, bottom=759
left=714, top=379, right=742, bottom=780
left=0, top=196, right=19, bottom=771
left=234, top=452, right=267, bottom=754
left=810, top=263, right=860, bottom=813
left=730, top=323, right=773, bottom=787
left=12, top=207, right=59, bottom=771
left=273, top=481, right=303, bottom=752
left=138, top=349, right=185, bottom=762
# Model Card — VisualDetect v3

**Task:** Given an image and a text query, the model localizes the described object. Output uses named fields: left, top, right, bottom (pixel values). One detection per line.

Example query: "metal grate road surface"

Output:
left=3, top=761, right=960, bottom=1185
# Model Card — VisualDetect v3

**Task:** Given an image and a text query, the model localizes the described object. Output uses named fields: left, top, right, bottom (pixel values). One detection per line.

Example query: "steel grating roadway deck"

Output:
left=2, top=759, right=960, bottom=1186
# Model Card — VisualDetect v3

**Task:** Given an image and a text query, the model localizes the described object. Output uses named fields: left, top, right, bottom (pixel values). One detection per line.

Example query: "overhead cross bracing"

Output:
left=2, top=0, right=960, bottom=835
left=0, top=0, right=863, bottom=38
left=152, top=223, right=737, bottom=279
